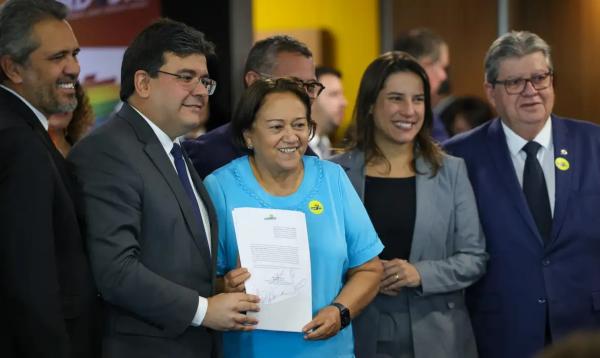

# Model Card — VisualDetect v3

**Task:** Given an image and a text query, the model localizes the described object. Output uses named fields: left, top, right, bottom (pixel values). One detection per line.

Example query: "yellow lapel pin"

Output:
left=555, top=157, right=570, bottom=171
left=308, top=200, right=324, bottom=215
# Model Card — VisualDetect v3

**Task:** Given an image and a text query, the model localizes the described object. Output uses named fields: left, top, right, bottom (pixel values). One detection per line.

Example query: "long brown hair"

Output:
left=348, top=51, right=443, bottom=176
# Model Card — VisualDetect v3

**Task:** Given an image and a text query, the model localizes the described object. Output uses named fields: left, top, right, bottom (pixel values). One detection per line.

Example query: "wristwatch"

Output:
left=330, top=302, right=351, bottom=329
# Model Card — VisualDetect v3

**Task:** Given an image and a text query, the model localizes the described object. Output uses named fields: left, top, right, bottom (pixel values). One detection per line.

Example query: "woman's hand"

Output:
left=379, top=259, right=421, bottom=295
left=302, top=305, right=341, bottom=340
left=223, top=267, right=251, bottom=293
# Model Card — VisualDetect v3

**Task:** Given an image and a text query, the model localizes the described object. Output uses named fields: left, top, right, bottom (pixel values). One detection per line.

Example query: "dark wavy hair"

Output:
left=348, top=51, right=443, bottom=176
left=231, top=77, right=315, bottom=155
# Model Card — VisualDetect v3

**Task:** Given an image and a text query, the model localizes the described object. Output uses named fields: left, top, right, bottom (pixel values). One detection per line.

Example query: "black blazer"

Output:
left=68, top=103, right=219, bottom=358
left=0, top=87, right=99, bottom=357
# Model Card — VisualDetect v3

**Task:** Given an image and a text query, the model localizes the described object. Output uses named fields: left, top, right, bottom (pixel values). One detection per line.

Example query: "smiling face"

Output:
left=243, top=91, right=310, bottom=177
left=372, top=71, right=425, bottom=150
left=143, top=52, right=209, bottom=139
left=11, top=19, right=80, bottom=117
left=485, top=51, right=554, bottom=140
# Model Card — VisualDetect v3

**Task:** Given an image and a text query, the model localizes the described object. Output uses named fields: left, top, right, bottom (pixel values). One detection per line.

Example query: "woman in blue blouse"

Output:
left=204, top=78, right=384, bottom=357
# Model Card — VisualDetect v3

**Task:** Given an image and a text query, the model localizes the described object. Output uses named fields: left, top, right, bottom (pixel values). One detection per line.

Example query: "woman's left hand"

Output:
left=380, top=259, right=421, bottom=292
left=302, top=305, right=341, bottom=340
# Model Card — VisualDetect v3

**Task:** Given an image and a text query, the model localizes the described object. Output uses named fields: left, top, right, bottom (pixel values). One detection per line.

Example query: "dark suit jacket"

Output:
left=444, top=116, right=600, bottom=358
left=183, top=122, right=317, bottom=179
left=68, top=103, right=219, bottom=358
left=0, top=87, right=98, bottom=357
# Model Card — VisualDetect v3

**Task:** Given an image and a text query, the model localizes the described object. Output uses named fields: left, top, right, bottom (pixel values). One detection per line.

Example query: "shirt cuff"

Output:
left=191, top=296, right=208, bottom=327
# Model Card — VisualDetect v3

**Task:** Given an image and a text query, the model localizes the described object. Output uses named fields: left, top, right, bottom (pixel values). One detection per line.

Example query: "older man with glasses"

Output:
left=444, top=31, right=600, bottom=358
left=183, top=35, right=322, bottom=179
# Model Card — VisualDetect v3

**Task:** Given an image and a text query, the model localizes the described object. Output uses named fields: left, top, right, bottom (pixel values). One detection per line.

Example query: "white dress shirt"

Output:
left=131, top=105, right=211, bottom=326
left=309, top=134, right=332, bottom=159
left=0, top=84, right=48, bottom=130
left=501, top=118, right=555, bottom=216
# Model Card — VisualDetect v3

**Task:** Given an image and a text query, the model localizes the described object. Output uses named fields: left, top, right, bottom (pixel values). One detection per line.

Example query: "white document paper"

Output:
left=232, top=207, right=312, bottom=332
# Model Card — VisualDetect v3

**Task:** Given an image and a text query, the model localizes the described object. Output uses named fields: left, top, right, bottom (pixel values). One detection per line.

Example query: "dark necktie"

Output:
left=171, top=143, right=210, bottom=254
left=522, top=141, right=552, bottom=243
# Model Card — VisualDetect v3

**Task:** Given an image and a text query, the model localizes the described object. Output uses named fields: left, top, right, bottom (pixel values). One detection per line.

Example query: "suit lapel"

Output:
left=119, top=105, right=212, bottom=270
left=549, top=116, right=572, bottom=244
left=487, top=119, right=544, bottom=245
left=0, top=87, right=77, bottom=200
left=409, top=157, right=435, bottom=261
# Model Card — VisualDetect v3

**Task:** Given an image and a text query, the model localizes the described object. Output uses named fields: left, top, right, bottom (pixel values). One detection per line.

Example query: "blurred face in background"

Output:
left=313, top=73, right=347, bottom=136
left=246, top=51, right=319, bottom=102
left=419, top=43, right=449, bottom=97
left=372, top=71, right=425, bottom=149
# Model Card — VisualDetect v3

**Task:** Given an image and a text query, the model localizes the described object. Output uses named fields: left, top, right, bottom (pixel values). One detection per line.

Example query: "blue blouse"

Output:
left=204, top=155, right=383, bottom=358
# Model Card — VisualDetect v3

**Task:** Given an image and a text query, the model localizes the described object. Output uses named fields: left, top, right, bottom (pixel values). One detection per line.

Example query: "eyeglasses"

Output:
left=257, top=72, right=325, bottom=98
left=491, top=71, right=553, bottom=95
left=157, top=70, right=217, bottom=95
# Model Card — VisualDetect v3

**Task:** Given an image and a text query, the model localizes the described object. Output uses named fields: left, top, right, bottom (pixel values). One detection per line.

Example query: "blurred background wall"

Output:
left=1, top=0, right=599, bottom=130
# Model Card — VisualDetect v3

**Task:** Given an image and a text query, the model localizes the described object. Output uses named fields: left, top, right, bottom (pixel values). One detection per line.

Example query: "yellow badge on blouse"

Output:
left=308, top=200, right=324, bottom=215
left=555, top=157, right=570, bottom=171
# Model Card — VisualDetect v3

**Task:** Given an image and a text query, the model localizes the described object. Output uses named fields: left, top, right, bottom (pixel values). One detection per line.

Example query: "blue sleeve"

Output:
left=203, top=174, right=230, bottom=276
left=336, top=165, right=384, bottom=268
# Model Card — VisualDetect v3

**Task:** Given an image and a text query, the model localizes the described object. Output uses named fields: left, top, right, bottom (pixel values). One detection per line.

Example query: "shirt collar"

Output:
left=129, top=105, right=180, bottom=153
left=501, top=116, right=553, bottom=156
left=0, top=84, right=48, bottom=130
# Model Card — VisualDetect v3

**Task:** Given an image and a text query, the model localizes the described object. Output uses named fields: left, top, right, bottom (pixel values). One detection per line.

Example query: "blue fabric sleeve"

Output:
left=203, top=174, right=229, bottom=276
left=336, top=165, right=384, bottom=268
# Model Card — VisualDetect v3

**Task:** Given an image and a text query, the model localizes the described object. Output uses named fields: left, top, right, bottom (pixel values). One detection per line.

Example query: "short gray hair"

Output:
left=0, top=0, right=68, bottom=81
left=244, top=35, right=312, bottom=77
left=484, top=31, right=552, bottom=83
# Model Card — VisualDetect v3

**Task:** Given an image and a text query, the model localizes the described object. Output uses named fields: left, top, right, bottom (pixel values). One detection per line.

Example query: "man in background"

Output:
left=309, top=66, right=348, bottom=158
left=184, top=35, right=321, bottom=178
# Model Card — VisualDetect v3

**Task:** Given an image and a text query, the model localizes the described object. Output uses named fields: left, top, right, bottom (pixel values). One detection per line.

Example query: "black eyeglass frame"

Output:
left=157, top=70, right=217, bottom=95
left=490, top=70, right=554, bottom=95
left=256, top=71, right=325, bottom=98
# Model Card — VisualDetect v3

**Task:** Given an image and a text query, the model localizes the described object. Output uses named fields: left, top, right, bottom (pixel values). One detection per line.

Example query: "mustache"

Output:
left=56, top=75, right=78, bottom=84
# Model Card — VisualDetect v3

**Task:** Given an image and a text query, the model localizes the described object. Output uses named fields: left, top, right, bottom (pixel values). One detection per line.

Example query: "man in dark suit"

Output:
left=0, top=1, right=98, bottom=357
left=183, top=35, right=321, bottom=179
left=444, top=31, right=600, bottom=358
left=68, top=19, right=260, bottom=358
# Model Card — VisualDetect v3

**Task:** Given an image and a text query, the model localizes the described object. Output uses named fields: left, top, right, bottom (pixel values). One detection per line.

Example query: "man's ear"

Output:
left=244, top=71, right=261, bottom=87
left=484, top=82, right=497, bottom=109
left=0, top=55, right=24, bottom=84
left=134, top=70, right=151, bottom=98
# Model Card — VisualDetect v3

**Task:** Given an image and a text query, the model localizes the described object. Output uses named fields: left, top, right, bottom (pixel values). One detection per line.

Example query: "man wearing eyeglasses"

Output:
left=183, top=35, right=322, bottom=179
left=444, top=31, right=600, bottom=358
left=68, top=19, right=260, bottom=358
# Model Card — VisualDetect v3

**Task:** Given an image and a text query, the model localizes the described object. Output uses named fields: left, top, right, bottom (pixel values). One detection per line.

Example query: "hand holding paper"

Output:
left=232, top=207, right=313, bottom=332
